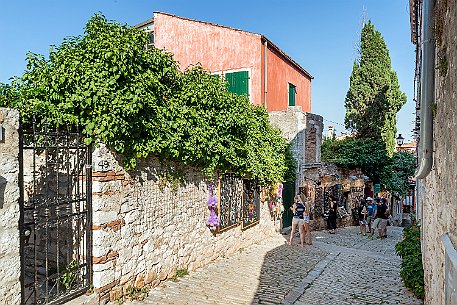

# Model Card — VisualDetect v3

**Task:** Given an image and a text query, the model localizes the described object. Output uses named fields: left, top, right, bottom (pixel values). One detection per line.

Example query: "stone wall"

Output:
left=268, top=108, right=324, bottom=190
left=0, top=108, right=21, bottom=305
left=269, top=107, right=306, bottom=172
left=91, top=145, right=278, bottom=303
left=419, top=1, right=457, bottom=304
left=304, top=113, right=323, bottom=165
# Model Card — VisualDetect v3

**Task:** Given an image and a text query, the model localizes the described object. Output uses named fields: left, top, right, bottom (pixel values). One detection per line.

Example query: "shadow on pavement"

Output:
left=250, top=229, right=329, bottom=305
left=250, top=226, right=423, bottom=305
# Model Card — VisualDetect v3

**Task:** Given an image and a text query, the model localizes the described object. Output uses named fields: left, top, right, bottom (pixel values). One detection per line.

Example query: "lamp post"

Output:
left=396, top=134, right=405, bottom=147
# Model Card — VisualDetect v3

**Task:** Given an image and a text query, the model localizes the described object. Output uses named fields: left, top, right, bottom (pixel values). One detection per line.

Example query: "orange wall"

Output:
left=154, top=13, right=263, bottom=106
left=266, top=46, right=311, bottom=112
left=153, top=12, right=312, bottom=112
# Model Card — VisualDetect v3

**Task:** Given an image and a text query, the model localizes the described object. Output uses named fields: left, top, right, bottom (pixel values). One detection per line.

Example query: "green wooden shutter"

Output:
left=288, top=83, right=296, bottom=106
left=226, top=71, right=249, bottom=96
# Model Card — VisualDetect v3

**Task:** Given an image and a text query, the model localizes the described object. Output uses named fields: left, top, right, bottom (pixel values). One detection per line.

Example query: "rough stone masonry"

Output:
left=0, top=108, right=21, bottom=305
left=91, top=144, right=279, bottom=303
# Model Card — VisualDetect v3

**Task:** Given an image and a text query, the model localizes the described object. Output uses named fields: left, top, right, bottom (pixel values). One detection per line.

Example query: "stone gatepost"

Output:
left=0, top=108, right=21, bottom=305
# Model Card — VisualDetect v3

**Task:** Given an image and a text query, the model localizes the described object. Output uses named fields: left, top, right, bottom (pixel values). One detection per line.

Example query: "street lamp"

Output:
left=396, top=134, right=405, bottom=147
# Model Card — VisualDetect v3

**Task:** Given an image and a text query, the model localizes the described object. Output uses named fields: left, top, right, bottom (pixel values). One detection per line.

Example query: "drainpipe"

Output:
left=264, top=40, right=268, bottom=110
left=415, top=0, right=435, bottom=179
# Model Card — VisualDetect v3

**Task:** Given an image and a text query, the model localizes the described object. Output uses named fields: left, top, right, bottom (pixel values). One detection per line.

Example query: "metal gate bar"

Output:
left=19, top=119, right=92, bottom=305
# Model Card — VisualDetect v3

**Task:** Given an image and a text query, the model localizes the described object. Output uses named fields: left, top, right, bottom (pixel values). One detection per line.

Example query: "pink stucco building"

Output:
left=136, top=12, right=313, bottom=112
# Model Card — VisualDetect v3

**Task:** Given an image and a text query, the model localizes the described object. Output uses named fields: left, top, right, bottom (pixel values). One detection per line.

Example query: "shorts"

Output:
left=359, top=219, right=366, bottom=225
left=366, top=216, right=372, bottom=225
left=292, top=217, right=304, bottom=226
left=303, top=215, right=310, bottom=224
left=372, top=218, right=381, bottom=230
left=380, top=219, right=388, bottom=232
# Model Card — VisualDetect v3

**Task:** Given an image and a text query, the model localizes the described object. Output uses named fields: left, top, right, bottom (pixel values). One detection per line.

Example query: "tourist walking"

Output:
left=358, top=200, right=367, bottom=235
left=327, top=196, right=337, bottom=234
left=365, top=197, right=376, bottom=238
left=379, top=198, right=389, bottom=238
left=289, top=195, right=305, bottom=246
left=372, top=198, right=384, bottom=239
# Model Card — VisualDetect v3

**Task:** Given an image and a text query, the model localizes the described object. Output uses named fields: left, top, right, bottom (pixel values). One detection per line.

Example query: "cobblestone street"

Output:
left=134, top=226, right=423, bottom=305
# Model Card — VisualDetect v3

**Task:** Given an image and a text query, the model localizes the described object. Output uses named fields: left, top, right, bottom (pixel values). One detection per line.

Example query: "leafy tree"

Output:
left=321, top=137, right=389, bottom=183
left=381, top=151, right=416, bottom=198
left=0, top=14, right=288, bottom=184
left=322, top=137, right=417, bottom=195
left=345, top=21, right=406, bottom=155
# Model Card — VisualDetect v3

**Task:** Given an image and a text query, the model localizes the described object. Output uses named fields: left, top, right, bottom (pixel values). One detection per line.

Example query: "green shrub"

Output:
left=395, top=221, right=424, bottom=299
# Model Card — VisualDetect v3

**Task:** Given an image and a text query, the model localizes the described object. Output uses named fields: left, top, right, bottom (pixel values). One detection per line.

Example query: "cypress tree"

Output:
left=344, top=21, right=406, bottom=155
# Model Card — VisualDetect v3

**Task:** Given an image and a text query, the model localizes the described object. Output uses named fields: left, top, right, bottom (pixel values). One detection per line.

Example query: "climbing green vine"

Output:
left=0, top=14, right=288, bottom=184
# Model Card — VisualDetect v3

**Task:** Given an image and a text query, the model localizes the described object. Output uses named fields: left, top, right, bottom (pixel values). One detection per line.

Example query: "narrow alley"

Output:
left=133, top=227, right=422, bottom=305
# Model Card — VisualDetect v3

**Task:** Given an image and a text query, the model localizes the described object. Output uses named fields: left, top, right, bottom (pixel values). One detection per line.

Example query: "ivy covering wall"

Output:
left=0, top=14, right=290, bottom=184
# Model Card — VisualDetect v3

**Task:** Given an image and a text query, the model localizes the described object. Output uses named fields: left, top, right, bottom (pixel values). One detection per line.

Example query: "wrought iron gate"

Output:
left=19, top=121, right=92, bottom=305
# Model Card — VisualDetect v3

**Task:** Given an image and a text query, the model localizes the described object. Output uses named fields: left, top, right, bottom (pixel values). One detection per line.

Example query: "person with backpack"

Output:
left=373, top=197, right=388, bottom=239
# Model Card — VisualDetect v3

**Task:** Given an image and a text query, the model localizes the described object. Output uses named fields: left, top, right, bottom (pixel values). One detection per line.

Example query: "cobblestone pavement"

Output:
left=294, top=227, right=422, bottom=305
left=134, top=226, right=422, bottom=305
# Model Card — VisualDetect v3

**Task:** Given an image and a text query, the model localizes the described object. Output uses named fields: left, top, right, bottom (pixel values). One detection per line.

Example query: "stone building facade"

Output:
left=137, top=12, right=313, bottom=113
left=268, top=107, right=323, bottom=191
left=269, top=108, right=365, bottom=229
left=410, top=0, right=457, bottom=303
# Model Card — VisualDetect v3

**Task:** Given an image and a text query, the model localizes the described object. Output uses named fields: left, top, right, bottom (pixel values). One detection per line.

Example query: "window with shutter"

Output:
left=225, top=71, right=249, bottom=97
left=288, top=83, right=296, bottom=106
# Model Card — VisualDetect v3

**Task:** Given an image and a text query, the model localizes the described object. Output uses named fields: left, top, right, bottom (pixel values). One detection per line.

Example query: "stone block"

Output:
left=0, top=229, right=19, bottom=256
left=119, top=273, right=133, bottom=286
left=93, top=260, right=114, bottom=272
left=93, top=268, right=115, bottom=288
left=122, top=258, right=137, bottom=275
left=145, top=269, right=158, bottom=284
left=134, top=273, right=145, bottom=287
left=92, top=246, right=110, bottom=258
left=109, top=287, right=123, bottom=302
left=92, top=229, right=114, bottom=247
left=93, top=210, right=119, bottom=226
left=124, top=209, right=140, bottom=225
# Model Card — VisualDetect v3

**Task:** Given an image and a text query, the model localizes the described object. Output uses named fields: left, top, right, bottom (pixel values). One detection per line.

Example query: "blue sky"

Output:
left=0, top=0, right=415, bottom=141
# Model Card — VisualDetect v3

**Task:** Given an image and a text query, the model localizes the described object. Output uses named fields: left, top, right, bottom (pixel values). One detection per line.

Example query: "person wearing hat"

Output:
left=365, top=197, right=376, bottom=238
